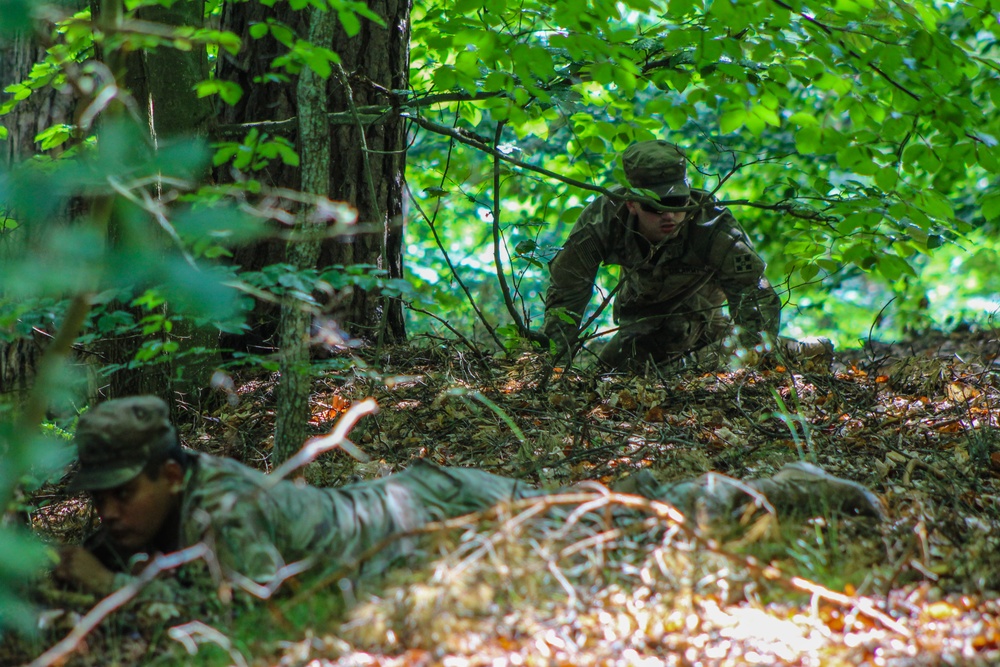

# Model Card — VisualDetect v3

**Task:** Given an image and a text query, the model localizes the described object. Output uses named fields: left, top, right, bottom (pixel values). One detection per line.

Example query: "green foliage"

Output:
left=404, top=0, right=1000, bottom=346
left=0, top=0, right=34, bottom=37
left=212, top=129, right=300, bottom=170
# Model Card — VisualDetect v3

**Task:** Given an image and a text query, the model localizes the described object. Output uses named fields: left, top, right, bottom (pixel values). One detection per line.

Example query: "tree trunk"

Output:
left=273, top=6, right=334, bottom=462
left=216, top=0, right=409, bottom=354
left=98, top=0, right=217, bottom=407
left=321, top=5, right=409, bottom=345
left=0, top=33, right=78, bottom=405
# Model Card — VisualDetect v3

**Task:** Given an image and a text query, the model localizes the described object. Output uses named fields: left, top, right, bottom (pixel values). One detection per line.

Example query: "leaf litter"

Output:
left=8, top=327, right=1000, bottom=666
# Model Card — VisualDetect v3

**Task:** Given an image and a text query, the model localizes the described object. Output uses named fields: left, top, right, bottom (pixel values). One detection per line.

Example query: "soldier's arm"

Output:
left=724, top=271, right=781, bottom=346
left=710, top=216, right=781, bottom=347
left=542, top=198, right=616, bottom=354
left=54, top=546, right=116, bottom=594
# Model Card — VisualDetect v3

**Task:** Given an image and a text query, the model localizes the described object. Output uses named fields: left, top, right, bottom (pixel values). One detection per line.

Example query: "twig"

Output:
left=791, top=576, right=911, bottom=636
left=167, top=620, right=248, bottom=667
left=490, top=120, right=534, bottom=343
left=408, top=306, right=488, bottom=361
left=267, top=398, right=378, bottom=483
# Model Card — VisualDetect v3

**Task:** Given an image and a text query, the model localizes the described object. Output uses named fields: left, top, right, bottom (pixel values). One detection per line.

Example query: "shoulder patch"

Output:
left=733, top=253, right=757, bottom=274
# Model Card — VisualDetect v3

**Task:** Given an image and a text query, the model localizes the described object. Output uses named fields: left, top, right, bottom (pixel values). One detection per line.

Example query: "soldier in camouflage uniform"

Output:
left=54, top=396, right=881, bottom=600
left=544, top=140, right=815, bottom=369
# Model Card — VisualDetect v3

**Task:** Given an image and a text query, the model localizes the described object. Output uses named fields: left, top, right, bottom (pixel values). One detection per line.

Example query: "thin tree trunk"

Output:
left=273, top=6, right=334, bottom=463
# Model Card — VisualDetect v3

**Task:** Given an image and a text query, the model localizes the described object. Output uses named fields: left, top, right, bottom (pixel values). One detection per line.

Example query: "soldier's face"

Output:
left=90, top=461, right=184, bottom=552
left=627, top=200, right=688, bottom=244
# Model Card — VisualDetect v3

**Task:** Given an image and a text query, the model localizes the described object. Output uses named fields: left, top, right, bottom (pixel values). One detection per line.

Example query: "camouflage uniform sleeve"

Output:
left=109, top=563, right=220, bottom=614
left=187, top=459, right=536, bottom=583
left=543, top=197, right=619, bottom=352
left=706, top=210, right=781, bottom=346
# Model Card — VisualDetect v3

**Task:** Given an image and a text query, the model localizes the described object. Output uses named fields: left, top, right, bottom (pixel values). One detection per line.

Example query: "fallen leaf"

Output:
left=643, top=406, right=665, bottom=422
left=946, top=382, right=980, bottom=402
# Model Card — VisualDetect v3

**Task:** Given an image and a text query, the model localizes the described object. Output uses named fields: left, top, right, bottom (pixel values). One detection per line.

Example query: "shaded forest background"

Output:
left=2, top=0, right=1000, bottom=664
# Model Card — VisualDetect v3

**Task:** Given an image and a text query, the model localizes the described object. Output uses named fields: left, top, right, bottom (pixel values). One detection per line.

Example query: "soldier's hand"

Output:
left=54, top=546, right=115, bottom=595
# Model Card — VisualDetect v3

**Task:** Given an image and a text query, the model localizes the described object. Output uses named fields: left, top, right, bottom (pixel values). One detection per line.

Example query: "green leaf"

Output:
left=194, top=79, right=244, bottom=106
left=459, top=103, right=482, bottom=127
left=788, top=112, right=819, bottom=127
left=249, top=22, right=269, bottom=39
left=876, top=254, right=914, bottom=282
left=978, top=144, right=999, bottom=173
left=351, top=1, right=387, bottom=27
left=720, top=108, right=746, bottom=134
left=750, top=104, right=780, bottom=127
left=874, top=167, right=898, bottom=192
left=338, top=9, right=361, bottom=37
left=560, top=206, right=583, bottom=223
left=33, top=124, right=73, bottom=151
left=795, top=126, right=821, bottom=155
left=744, top=110, right=766, bottom=136
left=272, top=140, right=300, bottom=166
left=917, top=190, right=954, bottom=220
left=982, top=193, right=1000, bottom=222
left=798, top=262, right=819, bottom=282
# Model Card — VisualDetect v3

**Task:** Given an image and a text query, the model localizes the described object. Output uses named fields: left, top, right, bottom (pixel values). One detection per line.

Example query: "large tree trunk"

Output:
left=127, top=1, right=217, bottom=406
left=216, top=0, right=409, bottom=354
left=0, top=33, right=78, bottom=403
left=96, top=0, right=217, bottom=406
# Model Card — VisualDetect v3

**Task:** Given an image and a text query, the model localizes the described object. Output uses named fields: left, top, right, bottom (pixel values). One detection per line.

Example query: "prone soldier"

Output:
left=54, top=396, right=882, bottom=599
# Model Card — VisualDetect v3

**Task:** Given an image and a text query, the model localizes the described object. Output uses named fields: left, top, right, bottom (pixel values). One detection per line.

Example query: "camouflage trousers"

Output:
left=595, top=312, right=832, bottom=373
left=597, top=297, right=731, bottom=370
left=320, top=461, right=881, bottom=577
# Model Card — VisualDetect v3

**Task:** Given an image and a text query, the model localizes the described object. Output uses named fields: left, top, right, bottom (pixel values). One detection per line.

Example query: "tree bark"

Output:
left=216, top=0, right=409, bottom=354
left=0, top=32, right=77, bottom=402
left=98, top=0, right=217, bottom=406
left=273, top=6, right=334, bottom=463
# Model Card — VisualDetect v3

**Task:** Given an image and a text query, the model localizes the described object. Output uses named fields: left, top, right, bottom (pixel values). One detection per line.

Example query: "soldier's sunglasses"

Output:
left=638, top=195, right=689, bottom=213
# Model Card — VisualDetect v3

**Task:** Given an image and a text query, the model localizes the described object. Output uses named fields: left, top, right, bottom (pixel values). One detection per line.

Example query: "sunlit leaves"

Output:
left=195, top=78, right=244, bottom=105
left=405, top=0, right=999, bottom=339
left=0, top=116, right=261, bottom=322
left=212, top=129, right=300, bottom=171
left=33, top=124, right=73, bottom=150
left=983, top=193, right=1000, bottom=223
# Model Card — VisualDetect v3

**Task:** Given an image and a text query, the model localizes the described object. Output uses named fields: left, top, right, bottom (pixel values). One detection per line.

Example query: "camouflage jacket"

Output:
left=543, top=188, right=781, bottom=351
left=104, top=454, right=532, bottom=603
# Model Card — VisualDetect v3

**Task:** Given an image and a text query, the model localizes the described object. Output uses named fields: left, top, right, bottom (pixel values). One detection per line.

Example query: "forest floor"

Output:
left=8, top=326, right=1000, bottom=666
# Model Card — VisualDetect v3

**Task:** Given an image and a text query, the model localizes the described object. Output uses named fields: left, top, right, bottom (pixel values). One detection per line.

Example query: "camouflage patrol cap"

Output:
left=621, top=141, right=690, bottom=197
left=68, top=395, right=177, bottom=492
